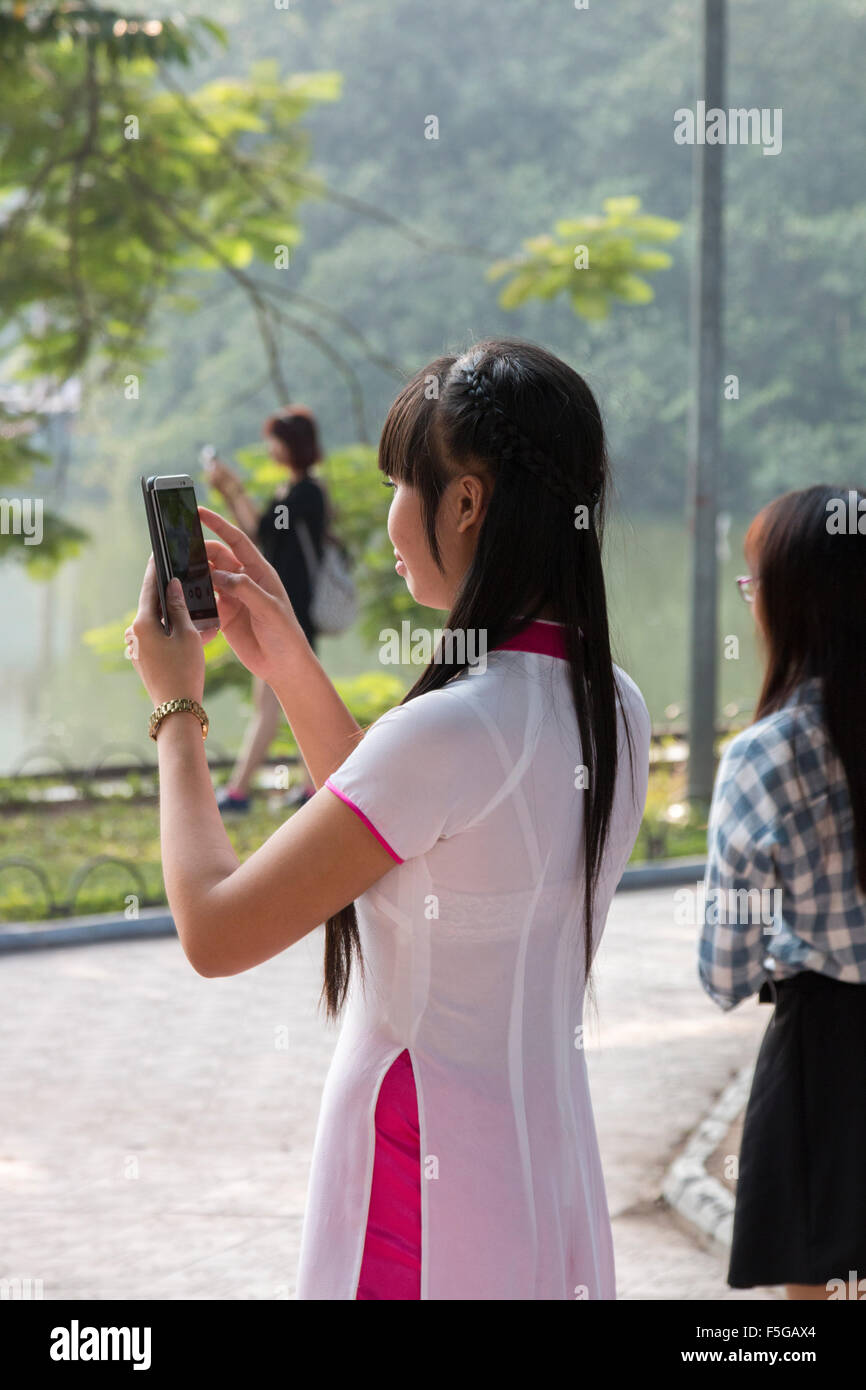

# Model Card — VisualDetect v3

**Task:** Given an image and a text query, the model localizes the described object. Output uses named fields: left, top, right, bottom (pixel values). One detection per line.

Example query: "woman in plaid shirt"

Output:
left=699, top=483, right=866, bottom=1301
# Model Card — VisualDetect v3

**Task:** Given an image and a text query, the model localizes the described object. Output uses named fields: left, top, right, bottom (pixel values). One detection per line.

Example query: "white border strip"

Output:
left=661, top=1063, right=754, bottom=1248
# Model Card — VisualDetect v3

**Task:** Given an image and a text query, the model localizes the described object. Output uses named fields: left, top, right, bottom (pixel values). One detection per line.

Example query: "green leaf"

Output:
left=490, top=195, right=681, bottom=323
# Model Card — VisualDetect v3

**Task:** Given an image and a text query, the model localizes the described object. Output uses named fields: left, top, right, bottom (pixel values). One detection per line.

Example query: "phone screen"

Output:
left=152, top=483, right=218, bottom=624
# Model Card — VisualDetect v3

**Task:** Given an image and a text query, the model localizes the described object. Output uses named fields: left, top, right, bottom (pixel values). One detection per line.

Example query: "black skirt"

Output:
left=728, top=968, right=866, bottom=1288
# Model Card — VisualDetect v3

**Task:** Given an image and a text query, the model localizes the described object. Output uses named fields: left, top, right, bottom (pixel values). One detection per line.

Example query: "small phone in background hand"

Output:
left=199, top=444, right=217, bottom=471
left=141, top=474, right=220, bottom=637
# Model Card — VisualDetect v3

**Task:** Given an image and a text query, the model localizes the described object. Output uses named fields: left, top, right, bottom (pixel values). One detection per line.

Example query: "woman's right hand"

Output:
left=198, top=505, right=310, bottom=685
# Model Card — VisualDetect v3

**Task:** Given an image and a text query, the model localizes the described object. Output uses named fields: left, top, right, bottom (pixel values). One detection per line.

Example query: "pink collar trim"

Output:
left=491, top=618, right=569, bottom=659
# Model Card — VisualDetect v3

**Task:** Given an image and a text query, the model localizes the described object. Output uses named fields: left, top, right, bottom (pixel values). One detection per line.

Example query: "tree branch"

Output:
left=0, top=66, right=100, bottom=250
left=156, top=63, right=495, bottom=262
left=245, top=279, right=407, bottom=380
left=114, top=164, right=381, bottom=429
left=252, top=300, right=370, bottom=441
left=67, top=37, right=101, bottom=365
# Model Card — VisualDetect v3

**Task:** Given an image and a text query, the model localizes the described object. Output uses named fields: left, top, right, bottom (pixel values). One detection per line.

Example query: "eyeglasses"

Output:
left=736, top=575, right=759, bottom=604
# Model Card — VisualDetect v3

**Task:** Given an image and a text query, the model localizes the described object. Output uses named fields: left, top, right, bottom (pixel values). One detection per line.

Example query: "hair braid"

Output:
left=457, top=365, right=602, bottom=510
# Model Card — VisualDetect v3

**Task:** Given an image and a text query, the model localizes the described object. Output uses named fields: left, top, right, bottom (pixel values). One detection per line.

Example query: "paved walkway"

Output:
left=0, top=884, right=779, bottom=1299
left=588, top=888, right=780, bottom=1300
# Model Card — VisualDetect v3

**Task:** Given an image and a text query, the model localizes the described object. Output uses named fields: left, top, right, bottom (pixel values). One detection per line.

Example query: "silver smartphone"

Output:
left=141, top=473, right=219, bottom=635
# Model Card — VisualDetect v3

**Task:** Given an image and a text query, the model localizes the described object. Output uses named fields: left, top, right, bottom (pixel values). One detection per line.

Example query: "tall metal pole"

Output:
left=686, top=0, right=726, bottom=803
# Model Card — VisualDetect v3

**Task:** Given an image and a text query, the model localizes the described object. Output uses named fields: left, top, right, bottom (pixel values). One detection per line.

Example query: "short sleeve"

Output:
left=324, top=691, right=495, bottom=864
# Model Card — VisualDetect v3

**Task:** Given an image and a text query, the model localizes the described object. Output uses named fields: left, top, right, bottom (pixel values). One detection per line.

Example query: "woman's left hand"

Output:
left=125, top=555, right=213, bottom=707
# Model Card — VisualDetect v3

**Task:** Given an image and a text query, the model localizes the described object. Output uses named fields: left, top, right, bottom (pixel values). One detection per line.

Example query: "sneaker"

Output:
left=217, top=787, right=250, bottom=815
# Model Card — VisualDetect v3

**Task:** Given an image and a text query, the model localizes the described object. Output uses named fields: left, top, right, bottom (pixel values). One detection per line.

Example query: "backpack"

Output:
left=293, top=495, right=358, bottom=635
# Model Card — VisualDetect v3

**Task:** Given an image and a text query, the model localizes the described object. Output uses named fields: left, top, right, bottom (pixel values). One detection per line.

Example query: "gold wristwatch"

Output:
left=149, top=697, right=209, bottom=741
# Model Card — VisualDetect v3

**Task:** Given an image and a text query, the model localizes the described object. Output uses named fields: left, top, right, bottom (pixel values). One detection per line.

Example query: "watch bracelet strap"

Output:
left=149, top=697, right=209, bottom=741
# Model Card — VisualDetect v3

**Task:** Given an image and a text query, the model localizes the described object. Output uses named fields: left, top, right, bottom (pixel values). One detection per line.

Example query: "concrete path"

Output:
left=588, top=887, right=781, bottom=1300
left=0, top=884, right=779, bottom=1299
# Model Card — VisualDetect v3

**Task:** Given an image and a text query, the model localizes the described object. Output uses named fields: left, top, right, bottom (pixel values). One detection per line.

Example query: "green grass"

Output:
left=0, top=796, right=298, bottom=923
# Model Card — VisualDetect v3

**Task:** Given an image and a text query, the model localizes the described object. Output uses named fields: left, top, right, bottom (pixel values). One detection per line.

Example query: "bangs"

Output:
left=378, top=359, right=454, bottom=486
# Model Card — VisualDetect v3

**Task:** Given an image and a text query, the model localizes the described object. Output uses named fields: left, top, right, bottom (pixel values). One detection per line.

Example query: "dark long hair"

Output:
left=320, top=336, right=639, bottom=1021
left=745, top=484, right=866, bottom=892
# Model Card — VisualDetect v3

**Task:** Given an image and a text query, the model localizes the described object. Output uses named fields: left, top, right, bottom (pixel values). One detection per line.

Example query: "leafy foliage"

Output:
left=0, top=24, right=339, bottom=384
left=0, top=2, right=339, bottom=573
left=488, top=196, right=681, bottom=320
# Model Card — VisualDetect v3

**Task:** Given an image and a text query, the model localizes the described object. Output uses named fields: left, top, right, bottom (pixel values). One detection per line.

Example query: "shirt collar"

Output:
left=783, top=674, right=824, bottom=708
left=490, top=618, right=569, bottom=660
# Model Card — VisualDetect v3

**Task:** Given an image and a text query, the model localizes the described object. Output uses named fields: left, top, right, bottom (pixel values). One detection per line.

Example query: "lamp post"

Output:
left=686, top=0, right=726, bottom=804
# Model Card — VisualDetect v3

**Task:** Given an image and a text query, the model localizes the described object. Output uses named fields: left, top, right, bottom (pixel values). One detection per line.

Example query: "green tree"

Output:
left=488, top=196, right=680, bottom=320
left=1, top=5, right=684, bottom=715
left=0, top=1, right=340, bottom=570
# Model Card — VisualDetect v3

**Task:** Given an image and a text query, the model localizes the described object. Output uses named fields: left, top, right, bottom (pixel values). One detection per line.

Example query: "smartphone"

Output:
left=141, top=474, right=220, bottom=636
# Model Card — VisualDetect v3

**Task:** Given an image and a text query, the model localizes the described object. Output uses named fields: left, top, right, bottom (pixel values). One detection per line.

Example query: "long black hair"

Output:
left=745, top=484, right=866, bottom=891
left=320, top=336, right=639, bottom=1021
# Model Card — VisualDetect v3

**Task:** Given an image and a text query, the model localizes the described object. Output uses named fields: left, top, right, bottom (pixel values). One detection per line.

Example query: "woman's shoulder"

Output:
left=330, top=681, right=513, bottom=863
left=374, top=679, right=488, bottom=741
left=288, top=473, right=326, bottom=519
left=378, top=661, right=651, bottom=752
left=289, top=472, right=325, bottom=498
left=359, top=680, right=518, bottom=793
left=710, top=694, right=832, bottom=834
left=710, top=688, right=845, bottom=848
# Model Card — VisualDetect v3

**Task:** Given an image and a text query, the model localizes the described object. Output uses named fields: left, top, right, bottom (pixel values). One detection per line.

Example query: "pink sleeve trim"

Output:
left=325, top=777, right=404, bottom=864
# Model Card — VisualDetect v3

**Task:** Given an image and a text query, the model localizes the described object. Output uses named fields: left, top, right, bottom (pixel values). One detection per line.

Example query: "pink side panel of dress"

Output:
left=355, top=1048, right=422, bottom=1299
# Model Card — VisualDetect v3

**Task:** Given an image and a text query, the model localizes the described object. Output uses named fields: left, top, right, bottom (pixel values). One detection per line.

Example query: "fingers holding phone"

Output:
left=208, top=566, right=309, bottom=685
left=198, top=505, right=287, bottom=603
left=196, top=526, right=308, bottom=685
left=202, top=539, right=247, bottom=635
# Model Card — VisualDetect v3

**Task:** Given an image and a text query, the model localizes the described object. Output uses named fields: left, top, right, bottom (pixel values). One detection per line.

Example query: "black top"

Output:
left=257, top=476, right=326, bottom=640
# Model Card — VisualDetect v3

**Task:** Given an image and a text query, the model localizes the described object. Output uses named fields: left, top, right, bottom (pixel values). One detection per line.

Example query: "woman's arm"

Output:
left=698, top=733, right=783, bottom=1009
left=198, top=505, right=366, bottom=785
left=156, top=710, right=242, bottom=925
left=127, top=561, right=395, bottom=978
left=204, top=458, right=262, bottom=538
left=154, top=710, right=394, bottom=977
left=221, top=481, right=262, bottom=539
left=268, top=642, right=365, bottom=789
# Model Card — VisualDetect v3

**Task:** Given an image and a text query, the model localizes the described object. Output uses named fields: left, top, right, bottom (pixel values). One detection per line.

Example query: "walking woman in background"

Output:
left=206, top=405, right=329, bottom=812
left=699, top=484, right=866, bottom=1300
left=125, top=336, right=651, bottom=1298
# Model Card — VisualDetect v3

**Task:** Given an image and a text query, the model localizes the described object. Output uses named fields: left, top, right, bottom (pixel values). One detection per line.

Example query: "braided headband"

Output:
left=458, top=365, right=602, bottom=509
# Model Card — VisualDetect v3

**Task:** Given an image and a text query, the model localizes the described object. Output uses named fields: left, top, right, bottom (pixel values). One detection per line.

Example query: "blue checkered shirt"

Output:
left=698, top=675, right=866, bottom=1011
